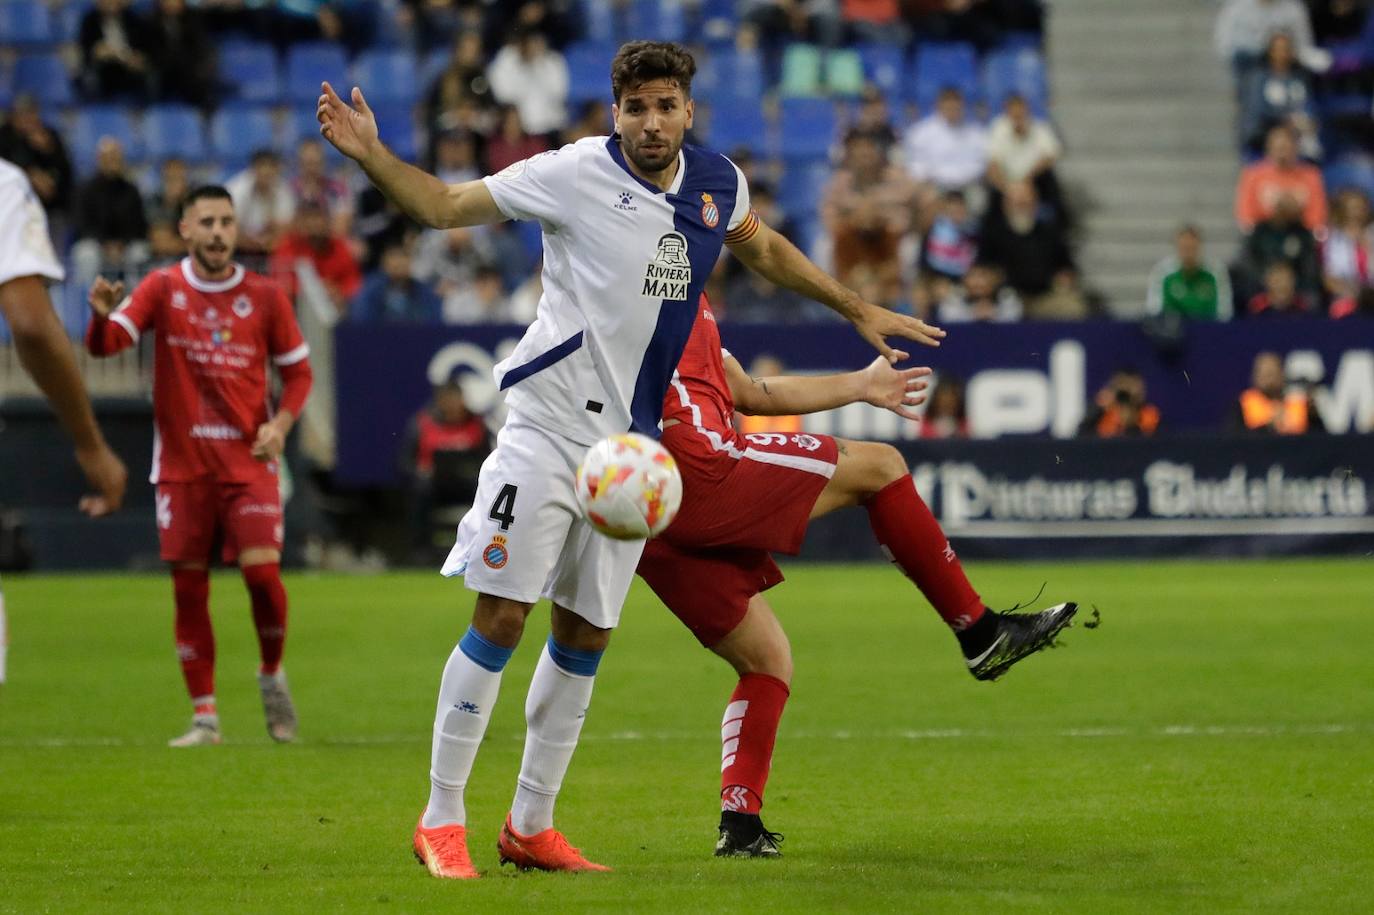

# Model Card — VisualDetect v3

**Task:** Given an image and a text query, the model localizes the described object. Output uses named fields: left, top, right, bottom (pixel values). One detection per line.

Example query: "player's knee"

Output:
left=872, top=443, right=908, bottom=487
left=472, top=594, right=531, bottom=647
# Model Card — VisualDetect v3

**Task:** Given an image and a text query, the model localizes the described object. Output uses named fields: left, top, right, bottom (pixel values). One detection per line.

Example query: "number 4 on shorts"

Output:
left=489, top=484, right=517, bottom=531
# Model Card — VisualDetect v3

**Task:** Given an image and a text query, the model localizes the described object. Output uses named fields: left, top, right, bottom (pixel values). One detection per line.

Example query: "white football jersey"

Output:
left=483, top=135, right=759, bottom=445
left=0, top=158, right=64, bottom=287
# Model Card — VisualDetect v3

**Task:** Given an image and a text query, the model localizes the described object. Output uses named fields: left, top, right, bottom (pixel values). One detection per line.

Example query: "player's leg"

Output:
left=158, top=483, right=221, bottom=746
left=496, top=507, right=643, bottom=873
left=637, top=539, right=790, bottom=857
left=419, top=415, right=581, bottom=878
left=497, top=603, right=613, bottom=873
left=811, top=439, right=1077, bottom=680
left=223, top=482, right=297, bottom=742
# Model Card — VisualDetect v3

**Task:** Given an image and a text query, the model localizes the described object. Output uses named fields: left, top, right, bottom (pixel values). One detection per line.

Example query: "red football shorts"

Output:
left=155, top=479, right=284, bottom=564
left=637, top=429, right=840, bottom=646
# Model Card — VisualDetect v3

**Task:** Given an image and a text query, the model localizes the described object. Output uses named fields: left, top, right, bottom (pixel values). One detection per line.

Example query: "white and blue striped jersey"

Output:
left=482, top=135, right=759, bottom=445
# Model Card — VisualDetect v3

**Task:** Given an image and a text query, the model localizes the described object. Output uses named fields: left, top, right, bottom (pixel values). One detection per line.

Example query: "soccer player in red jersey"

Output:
left=636, top=295, right=1079, bottom=856
left=84, top=186, right=314, bottom=747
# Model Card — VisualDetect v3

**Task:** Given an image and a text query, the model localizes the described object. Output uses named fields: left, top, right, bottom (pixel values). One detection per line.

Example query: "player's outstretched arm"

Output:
left=725, top=354, right=930, bottom=420
left=727, top=221, right=945, bottom=362
left=316, top=82, right=504, bottom=229
left=1, top=276, right=128, bottom=516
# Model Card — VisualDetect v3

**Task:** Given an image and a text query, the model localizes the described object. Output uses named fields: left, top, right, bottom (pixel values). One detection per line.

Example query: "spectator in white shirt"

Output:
left=486, top=27, right=569, bottom=138
left=902, top=87, right=987, bottom=219
left=225, top=149, right=295, bottom=256
left=986, top=93, right=1065, bottom=219
left=1214, top=0, right=1329, bottom=79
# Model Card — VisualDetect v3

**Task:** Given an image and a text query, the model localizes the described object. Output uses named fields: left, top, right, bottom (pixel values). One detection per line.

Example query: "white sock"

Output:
left=510, top=641, right=599, bottom=836
left=0, top=590, right=7, bottom=684
left=423, top=640, right=506, bottom=828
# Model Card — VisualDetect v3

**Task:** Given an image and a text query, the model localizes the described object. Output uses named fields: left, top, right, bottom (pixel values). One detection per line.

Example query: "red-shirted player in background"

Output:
left=637, top=295, right=1080, bottom=856
left=85, top=186, right=313, bottom=747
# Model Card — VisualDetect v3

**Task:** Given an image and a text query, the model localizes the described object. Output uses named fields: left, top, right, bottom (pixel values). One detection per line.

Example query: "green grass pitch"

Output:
left=1, top=559, right=1371, bottom=913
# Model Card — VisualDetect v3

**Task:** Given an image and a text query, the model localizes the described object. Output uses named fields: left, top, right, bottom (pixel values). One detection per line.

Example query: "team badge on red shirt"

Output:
left=700, top=192, right=719, bottom=228
left=232, top=294, right=254, bottom=318
left=483, top=535, right=509, bottom=569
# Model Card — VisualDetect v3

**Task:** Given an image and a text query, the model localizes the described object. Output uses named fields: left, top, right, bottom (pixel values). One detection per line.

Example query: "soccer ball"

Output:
left=575, top=433, right=683, bottom=540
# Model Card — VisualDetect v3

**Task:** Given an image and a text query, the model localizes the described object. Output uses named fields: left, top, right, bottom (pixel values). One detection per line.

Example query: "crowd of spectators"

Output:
left=2, top=0, right=1070, bottom=328
left=1146, top=0, right=1374, bottom=323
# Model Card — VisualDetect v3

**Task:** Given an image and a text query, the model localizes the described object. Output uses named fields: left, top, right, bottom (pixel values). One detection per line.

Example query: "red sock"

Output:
left=171, top=568, right=214, bottom=708
left=865, top=476, right=986, bottom=631
left=242, top=563, right=287, bottom=675
left=720, top=673, right=790, bottom=815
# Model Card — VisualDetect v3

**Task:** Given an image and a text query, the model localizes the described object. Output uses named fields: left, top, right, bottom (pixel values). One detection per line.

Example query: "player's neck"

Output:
left=620, top=142, right=680, bottom=192
left=188, top=256, right=235, bottom=283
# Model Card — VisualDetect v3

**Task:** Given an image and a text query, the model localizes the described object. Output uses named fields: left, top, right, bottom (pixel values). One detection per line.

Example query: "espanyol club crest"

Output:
left=232, top=294, right=253, bottom=318
left=700, top=192, right=719, bottom=228
left=171, top=290, right=188, bottom=310
left=483, top=535, right=509, bottom=569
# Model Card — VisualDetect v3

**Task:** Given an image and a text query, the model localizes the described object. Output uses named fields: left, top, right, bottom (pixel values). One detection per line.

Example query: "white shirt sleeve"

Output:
left=0, top=172, right=64, bottom=286
left=482, top=144, right=581, bottom=230
left=726, top=160, right=751, bottom=232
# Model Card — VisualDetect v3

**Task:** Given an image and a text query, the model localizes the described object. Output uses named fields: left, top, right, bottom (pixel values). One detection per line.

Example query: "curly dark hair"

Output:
left=610, top=40, right=696, bottom=103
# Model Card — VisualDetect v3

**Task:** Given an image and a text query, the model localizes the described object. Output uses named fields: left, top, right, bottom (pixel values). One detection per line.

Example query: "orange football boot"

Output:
left=497, top=815, right=611, bottom=873
left=413, top=815, right=480, bottom=879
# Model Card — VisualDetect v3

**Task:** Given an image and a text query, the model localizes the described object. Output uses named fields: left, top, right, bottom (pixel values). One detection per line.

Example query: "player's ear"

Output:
left=177, top=217, right=189, bottom=242
left=684, top=97, right=694, bottom=130
left=611, top=102, right=620, bottom=134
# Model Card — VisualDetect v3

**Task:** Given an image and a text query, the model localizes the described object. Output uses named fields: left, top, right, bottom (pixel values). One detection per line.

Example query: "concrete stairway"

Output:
left=1048, top=0, right=1241, bottom=315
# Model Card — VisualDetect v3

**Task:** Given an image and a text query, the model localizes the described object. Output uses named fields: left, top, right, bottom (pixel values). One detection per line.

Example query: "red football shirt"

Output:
left=88, top=258, right=311, bottom=484
left=659, top=296, right=748, bottom=481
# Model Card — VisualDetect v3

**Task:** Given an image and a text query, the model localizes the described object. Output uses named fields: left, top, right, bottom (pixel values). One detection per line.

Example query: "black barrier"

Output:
left=797, top=434, right=1373, bottom=560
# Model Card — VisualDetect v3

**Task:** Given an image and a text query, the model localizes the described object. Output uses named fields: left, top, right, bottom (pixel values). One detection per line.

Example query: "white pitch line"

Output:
left=0, top=723, right=1368, bottom=749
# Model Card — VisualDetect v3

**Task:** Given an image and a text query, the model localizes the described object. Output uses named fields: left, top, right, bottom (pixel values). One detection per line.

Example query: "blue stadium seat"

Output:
left=14, top=54, right=74, bottom=107
left=58, top=1, right=94, bottom=43
left=0, top=1, right=56, bottom=47
left=701, top=97, right=768, bottom=155
left=210, top=106, right=278, bottom=172
left=0, top=62, right=13, bottom=111
left=423, top=48, right=450, bottom=89
left=910, top=42, right=979, bottom=111
left=578, top=0, right=616, bottom=44
left=778, top=98, right=837, bottom=161
left=566, top=41, right=614, bottom=105
left=352, top=50, right=420, bottom=107
left=857, top=43, right=907, bottom=99
left=143, top=105, right=207, bottom=163
left=70, top=106, right=142, bottom=173
left=1324, top=158, right=1374, bottom=199
left=285, top=42, right=351, bottom=104
left=374, top=111, right=418, bottom=162
left=219, top=41, right=282, bottom=104
left=981, top=47, right=1048, bottom=115
left=778, top=158, right=831, bottom=220
left=694, top=48, right=764, bottom=104
left=626, top=0, right=686, bottom=44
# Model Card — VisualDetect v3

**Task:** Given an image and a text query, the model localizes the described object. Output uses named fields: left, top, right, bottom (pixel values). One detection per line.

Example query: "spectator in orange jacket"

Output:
left=1078, top=368, right=1160, bottom=438
left=1235, top=125, right=1326, bottom=231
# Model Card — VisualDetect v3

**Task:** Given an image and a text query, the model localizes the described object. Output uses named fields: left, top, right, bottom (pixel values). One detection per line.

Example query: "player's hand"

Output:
left=74, top=442, right=127, bottom=517
left=851, top=301, right=945, bottom=363
left=251, top=417, right=289, bottom=462
left=87, top=277, right=125, bottom=319
left=317, top=81, right=380, bottom=163
left=860, top=357, right=932, bottom=421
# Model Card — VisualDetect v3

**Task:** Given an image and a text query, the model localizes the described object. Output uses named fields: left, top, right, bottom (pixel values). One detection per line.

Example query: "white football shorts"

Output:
left=441, top=411, right=645, bottom=629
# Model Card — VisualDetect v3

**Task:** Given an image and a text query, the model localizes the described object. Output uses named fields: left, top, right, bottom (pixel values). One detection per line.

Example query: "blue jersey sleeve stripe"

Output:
left=498, top=331, right=585, bottom=391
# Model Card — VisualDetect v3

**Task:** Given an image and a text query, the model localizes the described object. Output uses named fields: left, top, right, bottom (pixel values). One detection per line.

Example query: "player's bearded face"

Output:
left=615, top=81, right=693, bottom=176
left=180, top=199, right=238, bottom=276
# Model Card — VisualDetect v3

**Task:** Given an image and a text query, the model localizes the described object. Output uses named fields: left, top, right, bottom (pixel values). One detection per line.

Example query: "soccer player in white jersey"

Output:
left=317, top=40, right=945, bottom=877
left=0, top=158, right=127, bottom=684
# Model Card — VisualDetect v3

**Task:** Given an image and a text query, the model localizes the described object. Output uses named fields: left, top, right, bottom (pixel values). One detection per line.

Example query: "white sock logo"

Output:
left=721, top=699, right=748, bottom=772
left=721, top=785, right=750, bottom=811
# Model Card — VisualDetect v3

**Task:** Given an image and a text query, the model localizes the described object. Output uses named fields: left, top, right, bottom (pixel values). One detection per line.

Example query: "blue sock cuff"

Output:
left=459, top=626, right=514, bottom=673
left=546, top=636, right=603, bottom=677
